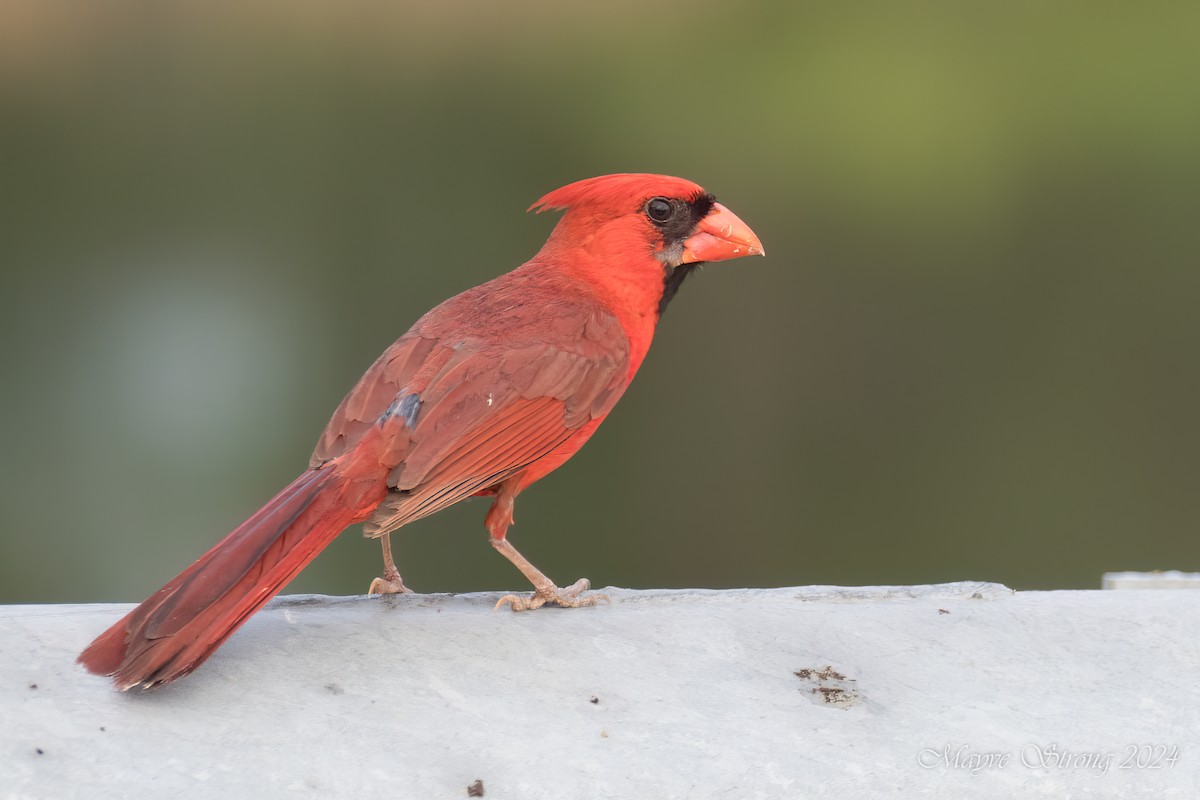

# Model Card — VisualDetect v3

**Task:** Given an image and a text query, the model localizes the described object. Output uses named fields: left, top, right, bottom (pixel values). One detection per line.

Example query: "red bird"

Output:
left=79, top=173, right=764, bottom=689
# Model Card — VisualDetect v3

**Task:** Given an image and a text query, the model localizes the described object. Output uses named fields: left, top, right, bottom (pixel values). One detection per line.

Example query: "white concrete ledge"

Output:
left=1103, top=570, right=1200, bottom=589
left=3, top=583, right=1197, bottom=798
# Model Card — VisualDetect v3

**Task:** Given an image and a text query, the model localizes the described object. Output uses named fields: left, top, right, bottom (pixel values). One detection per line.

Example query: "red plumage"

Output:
left=530, top=173, right=708, bottom=213
left=78, top=173, right=763, bottom=689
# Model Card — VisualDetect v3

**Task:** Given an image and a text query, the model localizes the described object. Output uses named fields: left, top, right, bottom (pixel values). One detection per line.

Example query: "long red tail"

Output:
left=79, top=467, right=364, bottom=690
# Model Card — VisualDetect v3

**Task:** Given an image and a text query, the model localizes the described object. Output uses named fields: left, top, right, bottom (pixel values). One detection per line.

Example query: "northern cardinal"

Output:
left=79, top=173, right=764, bottom=689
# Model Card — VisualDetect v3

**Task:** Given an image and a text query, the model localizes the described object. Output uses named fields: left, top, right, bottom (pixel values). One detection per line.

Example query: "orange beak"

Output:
left=680, top=202, right=765, bottom=264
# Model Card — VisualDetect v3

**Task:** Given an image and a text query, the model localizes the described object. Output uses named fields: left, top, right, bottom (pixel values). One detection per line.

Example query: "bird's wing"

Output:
left=311, top=308, right=630, bottom=535
left=310, top=333, right=444, bottom=468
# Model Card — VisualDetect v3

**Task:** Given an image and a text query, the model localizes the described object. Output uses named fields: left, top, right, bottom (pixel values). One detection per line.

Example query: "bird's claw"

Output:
left=368, top=575, right=415, bottom=595
left=495, top=578, right=609, bottom=611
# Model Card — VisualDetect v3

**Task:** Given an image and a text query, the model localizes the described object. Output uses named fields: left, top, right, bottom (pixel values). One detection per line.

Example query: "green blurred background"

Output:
left=2, top=1, right=1197, bottom=603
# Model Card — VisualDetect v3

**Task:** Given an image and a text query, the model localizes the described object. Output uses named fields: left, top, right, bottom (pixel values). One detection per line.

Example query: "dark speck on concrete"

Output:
left=467, top=778, right=485, bottom=797
left=325, top=683, right=345, bottom=695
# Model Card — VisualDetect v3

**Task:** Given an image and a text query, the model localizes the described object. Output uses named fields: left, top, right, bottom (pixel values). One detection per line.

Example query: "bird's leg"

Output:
left=368, top=534, right=414, bottom=595
left=491, top=538, right=598, bottom=611
left=485, top=477, right=607, bottom=612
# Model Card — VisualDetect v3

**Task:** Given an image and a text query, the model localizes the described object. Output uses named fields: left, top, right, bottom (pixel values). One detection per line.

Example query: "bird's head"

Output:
left=530, top=173, right=764, bottom=315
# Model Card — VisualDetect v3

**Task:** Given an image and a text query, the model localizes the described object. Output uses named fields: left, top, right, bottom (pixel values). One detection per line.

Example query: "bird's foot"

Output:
left=495, top=578, right=609, bottom=612
left=368, top=571, right=415, bottom=595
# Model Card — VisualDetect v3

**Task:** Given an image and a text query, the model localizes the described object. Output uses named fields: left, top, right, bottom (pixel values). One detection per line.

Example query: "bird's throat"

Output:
left=658, top=263, right=699, bottom=317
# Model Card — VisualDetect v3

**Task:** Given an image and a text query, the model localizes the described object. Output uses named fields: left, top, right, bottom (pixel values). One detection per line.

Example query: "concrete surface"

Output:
left=2, top=583, right=1197, bottom=799
left=1103, top=571, right=1200, bottom=590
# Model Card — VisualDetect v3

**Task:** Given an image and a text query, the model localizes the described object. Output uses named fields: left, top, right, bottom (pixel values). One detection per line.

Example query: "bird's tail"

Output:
left=78, top=466, right=365, bottom=690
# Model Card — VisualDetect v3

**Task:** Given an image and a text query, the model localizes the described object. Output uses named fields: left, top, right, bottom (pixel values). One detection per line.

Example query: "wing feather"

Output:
left=312, top=335, right=440, bottom=466
left=367, top=396, right=578, bottom=535
left=311, top=304, right=631, bottom=538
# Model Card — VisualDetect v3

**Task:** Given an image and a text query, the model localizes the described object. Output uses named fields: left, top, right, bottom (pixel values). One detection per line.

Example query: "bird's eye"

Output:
left=646, top=197, right=674, bottom=224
